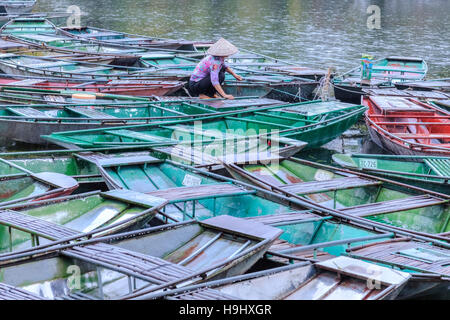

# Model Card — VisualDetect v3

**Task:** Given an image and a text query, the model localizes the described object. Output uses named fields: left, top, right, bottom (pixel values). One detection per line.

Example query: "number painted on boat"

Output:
left=182, top=174, right=202, bottom=187
left=360, top=159, right=377, bottom=169
left=314, top=169, right=334, bottom=181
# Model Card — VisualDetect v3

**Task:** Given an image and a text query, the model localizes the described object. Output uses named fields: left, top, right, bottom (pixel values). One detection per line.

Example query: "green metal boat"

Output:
left=1, top=17, right=200, bottom=51
left=224, top=157, right=450, bottom=238
left=0, top=53, right=191, bottom=81
left=332, top=153, right=450, bottom=194
left=42, top=100, right=365, bottom=154
left=0, top=159, right=78, bottom=206
left=92, top=155, right=312, bottom=223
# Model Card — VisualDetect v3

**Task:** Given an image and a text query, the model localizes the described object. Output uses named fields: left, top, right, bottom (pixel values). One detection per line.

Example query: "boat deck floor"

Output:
left=340, top=195, right=448, bottom=217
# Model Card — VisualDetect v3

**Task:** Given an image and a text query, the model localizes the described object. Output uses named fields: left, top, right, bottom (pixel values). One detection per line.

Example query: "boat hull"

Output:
left=224, top=81, right=319, bottom=103
left=333, top=84, right=364, bottom=104
left=0, top=119, right=143, bottom=145
left=366, top=117, right=450, bottom=157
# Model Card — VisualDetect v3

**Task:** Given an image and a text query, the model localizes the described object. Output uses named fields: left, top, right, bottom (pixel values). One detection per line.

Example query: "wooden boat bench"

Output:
left=65, top=106, right=118, bottom=119
left=347, top=240, right=450, bottom=276
left=78, top=31, right=121, bottom=38
left=62, top=243, right=195, bottom=286
left=74, top=66, right=114, bottom=74
left=424, top=158, right=450, bottom=176
left=169, top=287, right=237, bottom=300
left=0, top=283, right=44, bottom=300
left=6, top=107, right=50, bottom=118
left=0, top=209, right=80, bottom=241
left=105, top=129, right=171, bottom=143
left=146, top=183, right=255, bottom=202
left=340, top=195, right=448, bottom=217
left=31, top=61, right=75, bottom=69
left=279, top=176, right=381, bottom=195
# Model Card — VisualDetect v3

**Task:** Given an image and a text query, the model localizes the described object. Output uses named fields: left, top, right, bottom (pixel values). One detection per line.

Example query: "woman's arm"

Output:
left=226, top=67, right=243, bottom=81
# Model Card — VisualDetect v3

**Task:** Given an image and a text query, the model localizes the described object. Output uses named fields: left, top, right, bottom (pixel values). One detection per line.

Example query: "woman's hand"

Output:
left=224, top=94, right=235, bottom=100
left=235, top=75, right=243, bottom=81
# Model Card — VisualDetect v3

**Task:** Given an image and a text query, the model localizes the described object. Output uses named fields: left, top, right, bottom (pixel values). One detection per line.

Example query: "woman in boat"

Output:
left=188, top=38, right=243, bottom=99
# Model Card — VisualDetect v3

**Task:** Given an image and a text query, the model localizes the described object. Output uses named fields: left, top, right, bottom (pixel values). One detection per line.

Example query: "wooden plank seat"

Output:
left=6, top=107, right=50, bottom=118
left=65, top=106, right=118, bottom=119
left=0, top=283, right=44, bottom=300
left=340, top=195, right=448, bottom=217
left=72, top=67, right=113, bottom=74
left=10, top=79, right=48, bottom=86
left=79, top=32, right=121, bottom=38
left=105, top=129, right=172, bottom=143
left=31, top=61, right=74, bottom=69
left=279, top=176, right=381, bottom=195
left=146, top=183, right=253, bottom=202
left=63, top=243, right=194, bottom=285
left=105, top=37, right=153, bottom=43
left=424, top=158, right=450, bottom=177
left=246, top=211, right=321, bottom=225
left=347, top=240, right=450, bottom=275
left=169, top=287, right=238, bottom=300
left=371, top=65, right=425, bottom=73
left=0, top=209, right=80, bottom=240
left=370, top=97, right=429, bottom=112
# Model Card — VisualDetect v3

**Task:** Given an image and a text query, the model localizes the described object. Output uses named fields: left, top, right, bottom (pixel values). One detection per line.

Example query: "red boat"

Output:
left=364, top=96, right=450, bottom=156
left=0, top=77, right=185, bottom=97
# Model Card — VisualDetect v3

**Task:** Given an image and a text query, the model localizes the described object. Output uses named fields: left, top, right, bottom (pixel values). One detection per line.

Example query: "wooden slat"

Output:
left=170, top=287, right=238, bottom=300
left=6, top=107, right=50, bottom=118
left=280, top=177, right=381, bottom=194
left=341, top=195, right=447, bottom=217
left=146, top=183, right=251, bottom=202
left=348, top=240, right=450, bottom=276
left=0, top=210, right=80, bottom=240
left=64, top=243, right=194, bottom=284
left=0, top=283, right=44, bottom=300
left=65, top=107, right=118, bottom=119
left=424, top=158, right=450, bottom=177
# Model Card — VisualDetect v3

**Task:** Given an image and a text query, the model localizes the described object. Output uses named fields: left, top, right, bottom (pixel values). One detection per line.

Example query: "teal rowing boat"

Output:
left=42, top=100, right=366, bottom=153
left=92, top=155, right=306, bottom=223
left=333, top=154, right=450, bottom=194
left=224, top=157, right=450, bottom=238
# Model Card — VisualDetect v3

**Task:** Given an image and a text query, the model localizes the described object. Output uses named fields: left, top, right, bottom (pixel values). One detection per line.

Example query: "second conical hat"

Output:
left=207, top=38, right=238, bottom=57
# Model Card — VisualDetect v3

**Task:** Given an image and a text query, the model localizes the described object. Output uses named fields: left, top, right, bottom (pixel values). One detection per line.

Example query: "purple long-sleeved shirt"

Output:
left=190, top=55, right=229, bottom=86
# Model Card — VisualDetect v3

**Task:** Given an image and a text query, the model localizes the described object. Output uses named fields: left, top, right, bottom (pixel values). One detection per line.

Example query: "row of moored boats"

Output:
left=0, top=14, right=447, bottom=300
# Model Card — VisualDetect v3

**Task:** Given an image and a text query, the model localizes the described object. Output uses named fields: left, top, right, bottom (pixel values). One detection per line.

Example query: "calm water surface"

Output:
left=4, top=0, right=449, bottom=156
left=36, top=0, right=450, bottom=77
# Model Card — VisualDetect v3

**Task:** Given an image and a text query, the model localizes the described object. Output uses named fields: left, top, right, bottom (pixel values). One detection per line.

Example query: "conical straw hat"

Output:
left=207, top=38, right=238, bottom=57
